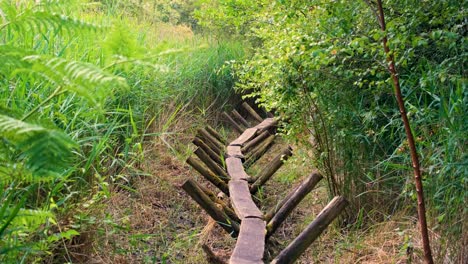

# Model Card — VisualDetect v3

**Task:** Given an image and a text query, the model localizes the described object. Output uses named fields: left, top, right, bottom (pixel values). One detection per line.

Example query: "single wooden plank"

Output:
left=226, top=145, right=244, bottom=159
left=242, top=102, right=263, bottom=123
left=229, top=180, right=263, bottom=219
left=253, top=118, right=277, bottom=131
left=232, top=109, right=250, bottom=127
left=230, top=218, right=266, bottom=264
left=270, top=196, right=348, bottom=264
left=223, top=112, right=244, bottom=133
left=181, top=179, right=240, bottom=235
left=231, top=127, right=258, bottom=146
left=226, top=157, right=250, bottom=181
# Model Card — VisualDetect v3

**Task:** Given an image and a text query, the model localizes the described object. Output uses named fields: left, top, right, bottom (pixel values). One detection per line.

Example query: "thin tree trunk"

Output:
left=374, top=1, right=433, bottom=263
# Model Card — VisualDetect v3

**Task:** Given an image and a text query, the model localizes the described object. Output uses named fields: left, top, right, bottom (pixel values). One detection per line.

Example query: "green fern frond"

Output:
left=0, top=45, right=31, bottom=75
left=21, top=55, right=127, bottom=104
left=0, top=2, right=100, bottom=34
left=0, top=114, right=77, bottom=176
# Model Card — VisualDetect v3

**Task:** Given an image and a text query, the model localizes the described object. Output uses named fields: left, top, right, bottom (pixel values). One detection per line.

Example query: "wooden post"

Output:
left=181, top=179, right=239, bottom=235
left=206, top=125, right=226, bottom=145
left=242, top=102, right=263, bottom=123
left=250, top=147, right=293, bottom=194
left=266, top=172, right=323, bottom=236
left=231, top=109, right=250, bottom=128
left=194, top=148, right=229, bottom=180
left=190, top=179, right=240, bottom=223
left=222, top=112, right=244, bottom=134
left=245, top=134, right=275, bottom=165
left=199, top=128, right=225, bottom=152
left=241, top=130, right=270, bottom=153
left=193, top=137, right=223, bottom=166
left=270, top=196, right=348, bottom=264
left=186, top=156, right=229, bottom=195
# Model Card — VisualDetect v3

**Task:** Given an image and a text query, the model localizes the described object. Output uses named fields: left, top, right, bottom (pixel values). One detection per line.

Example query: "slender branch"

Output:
left=375, top=1, right=433, bottom=263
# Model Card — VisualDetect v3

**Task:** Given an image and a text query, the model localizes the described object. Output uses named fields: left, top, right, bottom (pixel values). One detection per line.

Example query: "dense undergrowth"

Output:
left=1, top=0, right=466, bottom=263
left=197, top=0, right=466, bottom=261
left=0, top=0, right=243, bottom=262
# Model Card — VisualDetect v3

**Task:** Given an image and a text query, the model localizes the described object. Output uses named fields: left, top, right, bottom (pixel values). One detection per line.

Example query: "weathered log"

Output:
left=270, top=196, right=348, bottom=264
left=193, top=137, right=223, bottom=166
left=199, top=128, right=225, bottom=152
left=266, top=172, right=323, bottom=236
left=241, top=131, right=270, bottom=153
left=191, top=180, right=240, bottom=223
left=195, top=132, right=222, bottom=156
left=229, top=180, right=263, bottom=219
left=223, top=112, right=244, bottom=134
left=250, top=147, right=293, bottom=194
left=181, top=179, right=240, bottom=235
left=232, top=109, right=250, bottom=128
left=186, top=156, right=229, bottom=195
left=194, top=147, right=229, bottom=180
left=206, top=125, right=227, bottom=145
left=245, top=134, right=275, bottom=165
left=226, top=157, right=250, bottom=181
left=230, top=218, right=266, bottom=264
left=242, top=102, right=263, bottom=123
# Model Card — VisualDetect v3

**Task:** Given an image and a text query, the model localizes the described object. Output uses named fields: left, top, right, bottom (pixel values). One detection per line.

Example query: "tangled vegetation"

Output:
left=0, top=0, right=466, bottom=263
left=197, top=0, right=466, bottom=261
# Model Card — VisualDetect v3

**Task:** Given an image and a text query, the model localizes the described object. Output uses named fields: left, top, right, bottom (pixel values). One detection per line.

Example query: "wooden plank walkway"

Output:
left=181, top=102, right=348, bottom=264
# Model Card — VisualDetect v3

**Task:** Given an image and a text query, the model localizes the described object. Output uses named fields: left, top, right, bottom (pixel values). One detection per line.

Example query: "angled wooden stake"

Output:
left=266, top=172, right=323, bottom=236
left=189, top=179, right=239, bottom=223
left=270, top=196, right=348, bottom=264
left=199, top=128, right=225, bottom=152
left=241, top=130, right=270, bottom=154
left=222, top=112, right=244, bottom=133
left=245, top=134, right=275, bottom=165
left=187, top=156, right=229, bottom=194
left=194, top=147, right=229, bottom=179
left=181, top=179, right=239, bottom=235
left=250, top=147, right=293, bottom=194
left=242, top=102, right=263, bottom=123
left=206, top=125, right=227, bottom=145
left=231, top=109, right=250, bottom=127
left=193, top=137, right=223, bottom=166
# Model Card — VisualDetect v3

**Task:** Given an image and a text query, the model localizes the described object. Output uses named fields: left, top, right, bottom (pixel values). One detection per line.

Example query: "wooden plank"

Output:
left=229, top=180, right=263, bottom=219
left=253, top=118, right=277, bottom=131
left=226, top=145, right=244, bottom=159
left=226, top=157, right=249, bottom=181
left=230, top=218, right=266, bottom=264
left=231, top=128, right=258, bottom=146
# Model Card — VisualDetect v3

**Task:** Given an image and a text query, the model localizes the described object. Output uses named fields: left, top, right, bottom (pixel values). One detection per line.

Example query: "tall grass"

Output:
left=0, top=1, right=244, bottom=262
